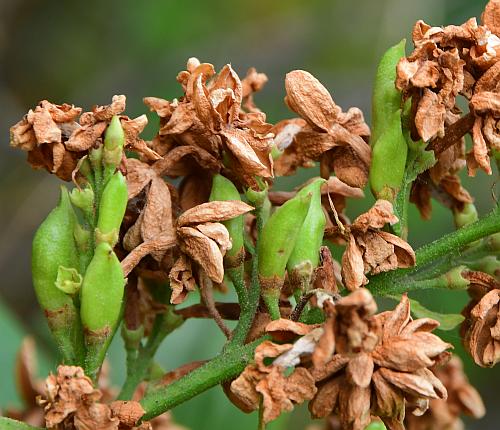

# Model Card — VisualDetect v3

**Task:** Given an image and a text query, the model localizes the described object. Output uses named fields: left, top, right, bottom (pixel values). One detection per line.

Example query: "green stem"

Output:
left=0, top=417, right=44, bottom=430
left=228, top=207, right=265, bottom=347
left=118, top=309, right=184, bottom=400
left=141, top=338, right=265, bottom=420
left=368, top=207, right=500, bottom=295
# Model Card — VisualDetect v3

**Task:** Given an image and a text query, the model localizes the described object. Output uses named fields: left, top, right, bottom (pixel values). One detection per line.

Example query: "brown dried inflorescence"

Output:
left=461, top=270, right=500, bottom=367
left=327, top=200, right=416, bottom=290
left=144, top=58, right=274, bottom=190
left=10, top=96, right=159, bottom=181
left=309, top=291, right=451, bottom=430
left=280, top=70, right=371, bottom=188
left=404, top=355, right=485, bottom=430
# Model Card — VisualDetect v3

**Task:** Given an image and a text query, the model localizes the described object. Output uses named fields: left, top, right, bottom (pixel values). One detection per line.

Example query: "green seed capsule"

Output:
left=80, top=242, right=126, bottom=379
left=371, top=39, right=406, bottom=145
left=96, top=171, right=128, bottom=246
left=370, top=109, right=408, bottom=201
left=209, top=174, right=245, bottom=266
left=287, top=179, right=326, bottom=288
left=258, top=191, right=312, bottom=318
left=454, top=202, right=478, bottom=229
left=31, top=186, right=84, bottom=364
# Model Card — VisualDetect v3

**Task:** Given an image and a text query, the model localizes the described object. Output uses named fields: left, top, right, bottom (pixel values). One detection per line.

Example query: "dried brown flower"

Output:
left=229, top=324, right=318, bottom=424
left=145, top=58, right=274, bottom=189
left=283, top=70, right=371, bottom=188
left=310, top=291, right=451, bottom=430
left=405, top=355, right=485, bottom=430
left=461, top=271, right=500, bottom=367
left=331, top=200, right=415, bottom=290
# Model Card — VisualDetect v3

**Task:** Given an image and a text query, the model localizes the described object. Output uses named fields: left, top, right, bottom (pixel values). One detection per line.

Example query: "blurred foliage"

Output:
left=1, top=0, right=499, bottom=428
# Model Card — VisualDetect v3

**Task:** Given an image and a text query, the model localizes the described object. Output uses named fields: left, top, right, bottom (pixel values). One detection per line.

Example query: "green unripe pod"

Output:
left=454, top=202, right=478, bottom=229
left=258, top=191, right=312, bottom=319
left=287, top=179, right=326, bottom=289
left=103, top=115, right=125, bottom=170
left=371, top=39, right=406, bottom=145
left=96, top=171, right=128, bottom=246
left=209, top=174, right=245, bottom=266
left=80, top=242, right=126, bottom=379
left=370, top=109, right=408, bottom=201
left=31, top=186, right=84, bottom=364
left=364, top=421, right=387, bottom=430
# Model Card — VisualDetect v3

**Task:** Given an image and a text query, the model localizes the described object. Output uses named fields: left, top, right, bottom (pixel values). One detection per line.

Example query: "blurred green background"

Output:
left=1, top=0, right=499, bottom=428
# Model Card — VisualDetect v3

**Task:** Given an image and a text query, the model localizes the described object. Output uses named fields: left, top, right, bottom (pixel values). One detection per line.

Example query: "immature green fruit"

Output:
left=454, top=202, right=478, bottom=229
left=258, top=191, right=312, bottom=318
left=209, top=174, right=245, bottom=267
left=31, top=186, right=84, bottom=364
left=287, top=179, right=326, bottom=288
left=370, top=109, right=408, bottom=201
left=96, top=171, right=128, bottom=246
left=80, top=242, right=126, bottom=379
left=103, top=115, right=125, bottom=169
left=371, top=39, right=406, bottom=145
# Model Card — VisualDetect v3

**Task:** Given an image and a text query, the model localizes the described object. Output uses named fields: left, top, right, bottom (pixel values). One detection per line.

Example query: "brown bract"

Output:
left=405, top=355, right=485, bottom=430
left=229, top=326, right=318, bottom=424
left=282, top=71, right=371, bottom=188
left=461, top=270, right=500, bottom=367
left=336, top=200, right=415, bottom=290
left=145, top=58, right=274, bottom=190
left=309, top=292, right=451, bottom=430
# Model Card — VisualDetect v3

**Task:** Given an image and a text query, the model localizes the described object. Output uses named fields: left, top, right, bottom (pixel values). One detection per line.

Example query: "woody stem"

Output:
left=368, top=206, right=500, bottom=295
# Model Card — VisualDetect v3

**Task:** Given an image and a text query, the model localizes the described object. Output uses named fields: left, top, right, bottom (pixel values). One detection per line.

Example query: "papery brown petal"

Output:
left=372, top=370, right=404, bottom=420
left=125, top=158, right=155, bottom=199
left=285, top=70, right=339, bottom=131
left=415, top=89, right=446, bottom=142
left=74, top=402, right=119, bottom=430
left=382, top=294, right=411, bottom=341
left=211, top=64, right=243, bottom=123
left=341, top=235, right=367, bottom=291
left=309, top=375, right=343, bottom=418
left=353, top=199, right=398, bottom=232
left=338, top=384, right=371, bottom=430
left=10, top=118, right=37, bottom=151
left=470, top=91, right=500, bottom=116
left=222, top=128, right=271, bottom=177
left=177, top=200, right=254, bottom=226
left=329, top=145, right=370, bottom=189
left=121, top=233, right=177, bottom=276
left=265, top=318, right=316, bottom=342
left=123, top=211, right=144, bottom=252
left=65, top=122, right=107, bottom=151
left=470, top=116, right=492, bottom=175
left=30, top=106, right=61, bottom=144
left=311, top=354, right=350, bottom=382
left=110, top=401, right=145, bottom=427
left=379, top=368, right=443, bottom=399
left=92, top=95, right=126, bottom=122
left=229, top=365, right=263, bottom=413
left=345, top=353, right=374, bottom=388
left=401, top=318, right=440, bottom=335
left=143, top=97, right=173, bottom=118
left=483, top=0, right=500, bottom=36
left=169, top=255, right=196, bottom=305
left=377, top=231, right=416, bottom=269
left=193, top=74, right=221, bottom=131
left=153, top=145, right=221, bottom=177
left=178, top=226, right=224, bottom=283
left=196, top=222, right=232, bottom=254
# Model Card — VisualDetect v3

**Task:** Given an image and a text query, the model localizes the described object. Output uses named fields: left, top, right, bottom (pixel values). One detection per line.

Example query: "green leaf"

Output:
left=409, top=298, right=464, bottom=331
left=0, top=417, right=44, bottom=430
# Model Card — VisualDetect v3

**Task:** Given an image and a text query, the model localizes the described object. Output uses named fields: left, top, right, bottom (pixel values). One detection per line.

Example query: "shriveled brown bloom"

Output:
left=282, top=70, right=371, bottom=188
left=405, top=355, right=485, bottom=430
left=170, top=200, right=253, bottom=304
left=396, top=17, right=500, bottom=143
left=461, top=270, right=500, bottom=367
left=329, top=200, right=415, bottom=290
left=229, top=320, right=319, bottom=423
left=309, top=291, right=451, bottom=430
left=144, top=58, right=274, bottom=189
left=10, top=95, right=159, bottom=181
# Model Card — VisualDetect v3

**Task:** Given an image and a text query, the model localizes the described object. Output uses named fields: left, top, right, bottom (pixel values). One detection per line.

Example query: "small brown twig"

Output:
left=174, top=302, right=240, bottom=320
left=428, top=112, right=475, bottom=156
left=199, top=270, right=232, bottom=338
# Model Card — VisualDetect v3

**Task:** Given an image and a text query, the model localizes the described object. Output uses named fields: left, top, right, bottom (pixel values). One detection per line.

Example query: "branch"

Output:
left=368, top=206, right=500, bottom=295
left=140, top=337, right=265, bottom=420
